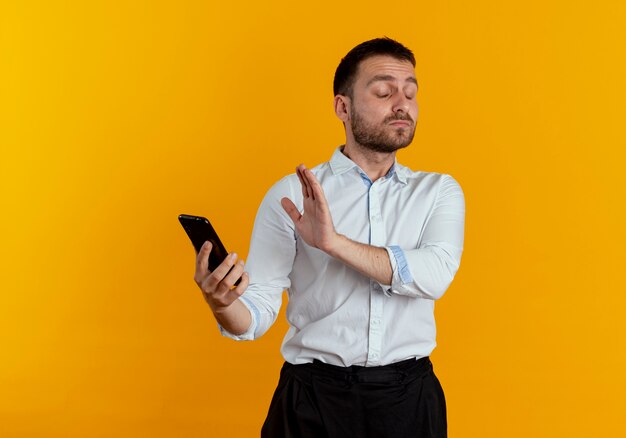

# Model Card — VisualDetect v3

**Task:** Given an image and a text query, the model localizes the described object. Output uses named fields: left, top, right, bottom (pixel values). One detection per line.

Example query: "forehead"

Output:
left=354, top=55, right=416, bottom=86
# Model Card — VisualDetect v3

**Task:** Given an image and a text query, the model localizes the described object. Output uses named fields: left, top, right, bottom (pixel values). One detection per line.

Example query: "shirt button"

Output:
left=371, top=353, right=379, bottom=359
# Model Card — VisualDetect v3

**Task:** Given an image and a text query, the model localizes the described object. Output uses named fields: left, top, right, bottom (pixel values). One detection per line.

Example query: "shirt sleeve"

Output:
left=383, top=174, right=465, bottom=300
left=218, top=175, right=297, bottom=340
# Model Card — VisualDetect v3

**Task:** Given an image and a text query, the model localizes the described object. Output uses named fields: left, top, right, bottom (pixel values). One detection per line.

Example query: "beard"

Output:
left=350, top=105, right=416, bottom=153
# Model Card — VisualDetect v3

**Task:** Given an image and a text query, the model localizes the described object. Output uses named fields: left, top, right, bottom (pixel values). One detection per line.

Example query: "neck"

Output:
left=341, top=142, right=397, bottom=182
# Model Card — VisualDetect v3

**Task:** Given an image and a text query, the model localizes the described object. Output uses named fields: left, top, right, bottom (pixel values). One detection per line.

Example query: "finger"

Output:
left=296, top=165, right=309, bottom=199
left=298, top=164, right=314, bottom=200
left=224, top=271, right=250, bottom=305
left=205, top=252, right=238, bottom=289
left=305, top=168, right=328, bottom=205
left=218, top=259, right=246, bottom=293
left=303, top=167, right=324, bottom=202
left=194, top=241, right=213, bottom=282
left=281, top=197, right=302, bottom=223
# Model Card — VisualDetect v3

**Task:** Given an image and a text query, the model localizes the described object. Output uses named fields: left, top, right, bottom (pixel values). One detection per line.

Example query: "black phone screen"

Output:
left=178, top=214, right=232, bottom=276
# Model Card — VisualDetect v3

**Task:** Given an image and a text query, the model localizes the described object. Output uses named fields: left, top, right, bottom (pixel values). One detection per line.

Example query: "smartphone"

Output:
left=178, top=214, right=240, bottom=285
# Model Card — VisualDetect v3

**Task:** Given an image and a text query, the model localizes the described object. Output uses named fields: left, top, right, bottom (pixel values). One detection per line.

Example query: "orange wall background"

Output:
left=2, top=1, right=625, bottom=436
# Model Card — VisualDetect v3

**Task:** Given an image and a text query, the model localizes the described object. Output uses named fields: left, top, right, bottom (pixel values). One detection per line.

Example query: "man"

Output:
left=194, top=37, right=465, bottom=437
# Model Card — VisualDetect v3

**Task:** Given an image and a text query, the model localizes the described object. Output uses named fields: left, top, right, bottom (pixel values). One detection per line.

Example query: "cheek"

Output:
left=368, top=103, right=393, bottom=121
left=355, top=106, right=384, bottom=124
left=352, top=97, right=395, bottom=123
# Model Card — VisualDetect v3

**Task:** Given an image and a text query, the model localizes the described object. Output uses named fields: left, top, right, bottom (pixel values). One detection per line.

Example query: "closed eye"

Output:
left=404, top=84, right=418, bottom=100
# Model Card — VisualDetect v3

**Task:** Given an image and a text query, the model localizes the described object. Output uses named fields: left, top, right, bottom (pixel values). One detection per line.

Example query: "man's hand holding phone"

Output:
left=194, top=241, right=251, bottom=335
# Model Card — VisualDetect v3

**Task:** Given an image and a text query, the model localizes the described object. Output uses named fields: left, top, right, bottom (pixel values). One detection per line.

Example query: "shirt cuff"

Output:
left=383, top=245, right=415, bottom=296
left=217, top=295, right=260, bottom=341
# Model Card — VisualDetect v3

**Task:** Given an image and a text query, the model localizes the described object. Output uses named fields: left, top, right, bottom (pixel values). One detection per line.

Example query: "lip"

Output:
left=389, top=120, right=411, bottom=127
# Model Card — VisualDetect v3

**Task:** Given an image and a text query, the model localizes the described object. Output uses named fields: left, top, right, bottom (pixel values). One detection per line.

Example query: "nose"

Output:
left=391, top=94, right=418, bottom=121
left=392, top=94, right=410, bottom=114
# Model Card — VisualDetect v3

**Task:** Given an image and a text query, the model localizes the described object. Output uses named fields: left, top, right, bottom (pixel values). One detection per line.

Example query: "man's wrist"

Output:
left=212, top=298, right=252, bottom=336
left=324, top=235, right=393, bottom=285
left=325, top=233, right=348, bottom=258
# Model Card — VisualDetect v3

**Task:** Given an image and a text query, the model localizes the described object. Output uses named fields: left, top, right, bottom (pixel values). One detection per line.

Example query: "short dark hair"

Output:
left=333, top=37, right=416, bottom=97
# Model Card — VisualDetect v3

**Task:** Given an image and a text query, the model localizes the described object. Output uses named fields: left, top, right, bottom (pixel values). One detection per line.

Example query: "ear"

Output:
left=333, top=95, right=350, bottom=123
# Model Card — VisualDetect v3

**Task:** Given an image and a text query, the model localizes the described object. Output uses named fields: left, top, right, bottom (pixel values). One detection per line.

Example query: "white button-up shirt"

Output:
left=221, top=146, right=465, bottom=367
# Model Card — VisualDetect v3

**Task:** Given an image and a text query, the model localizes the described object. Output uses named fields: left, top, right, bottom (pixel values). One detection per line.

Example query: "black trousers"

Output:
left=261, top=357, right=447, bottom=438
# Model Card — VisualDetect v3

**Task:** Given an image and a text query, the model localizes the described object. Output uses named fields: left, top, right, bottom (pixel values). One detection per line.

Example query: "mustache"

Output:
left=384, top=113, right=414, bottom=124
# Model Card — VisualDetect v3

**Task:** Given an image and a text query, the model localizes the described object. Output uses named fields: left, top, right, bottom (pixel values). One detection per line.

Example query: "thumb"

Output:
left=281, top=197, right=301, bottom=223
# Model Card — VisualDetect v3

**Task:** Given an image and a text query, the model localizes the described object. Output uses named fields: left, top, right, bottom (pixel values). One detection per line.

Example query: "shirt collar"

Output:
left=329, top=146, right=408, bottom=185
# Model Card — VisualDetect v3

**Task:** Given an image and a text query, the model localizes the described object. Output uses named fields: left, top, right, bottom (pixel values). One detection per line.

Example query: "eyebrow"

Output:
left=366, top=74, right=418, bottom=88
